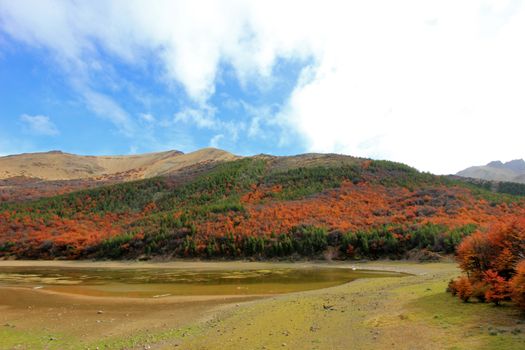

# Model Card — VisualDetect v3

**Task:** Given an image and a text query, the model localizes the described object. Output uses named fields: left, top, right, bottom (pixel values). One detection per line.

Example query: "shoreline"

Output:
left=0, top=258, right=441, bottom=274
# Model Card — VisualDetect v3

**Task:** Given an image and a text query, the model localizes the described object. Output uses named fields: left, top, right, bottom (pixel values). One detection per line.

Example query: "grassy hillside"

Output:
left=1, top=154, right=524, bottom=260
left=0, top=148, right=238, bottom=202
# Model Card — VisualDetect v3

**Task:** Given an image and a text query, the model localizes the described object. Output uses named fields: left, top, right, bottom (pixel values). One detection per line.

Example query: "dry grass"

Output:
left=0, top=148, right=237, bottom=181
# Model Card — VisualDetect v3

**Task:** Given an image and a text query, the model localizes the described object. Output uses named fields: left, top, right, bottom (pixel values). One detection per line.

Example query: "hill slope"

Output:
left=0, top=148, right=238, bottom=202
left=0, top=148, right=237, bottom=180
left=457, top=159, right=525, bottom=183
left=1, top=153, right=524, bottom=260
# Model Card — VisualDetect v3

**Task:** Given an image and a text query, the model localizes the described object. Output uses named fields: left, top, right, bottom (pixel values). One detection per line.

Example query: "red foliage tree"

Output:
left=483, top=270, right=511, bottom=306
left=456, top=232, right=496, bottom=278
left=511, top=260, right=525, bottom=311
left=452, top=218, right=525, bottom=310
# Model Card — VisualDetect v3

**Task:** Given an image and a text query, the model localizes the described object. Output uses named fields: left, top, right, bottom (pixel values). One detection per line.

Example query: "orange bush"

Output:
left=452, top=218, right=525, bottom=310
left=455, top=276, right=474, bottom=302
left=511, top=260, right=525, bottom=311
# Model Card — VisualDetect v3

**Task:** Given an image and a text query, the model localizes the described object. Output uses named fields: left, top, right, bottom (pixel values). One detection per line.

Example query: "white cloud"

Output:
left=209, top=134, right=224, bottom=148
left=2, top=1, right=525, bottom=173
left=140, top=113, right=155, bottom=123
left=274, top=1, right=525, bottom=174
left=239, top=101, right=277, bottom=139
left=80, top=88, right=135, bottom=136
left=174, top=106, right=218, bottom=129
left=20, top=114, right=59, bottom=136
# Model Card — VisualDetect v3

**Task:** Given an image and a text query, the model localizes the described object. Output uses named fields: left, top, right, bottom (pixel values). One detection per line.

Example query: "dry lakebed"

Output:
left=0, top=260, right=524, bottom=350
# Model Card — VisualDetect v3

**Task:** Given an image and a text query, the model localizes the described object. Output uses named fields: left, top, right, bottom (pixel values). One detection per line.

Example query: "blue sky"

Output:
left=0, top=33, right=306, bottom=157
left=1, top=1, right=525, bottom=174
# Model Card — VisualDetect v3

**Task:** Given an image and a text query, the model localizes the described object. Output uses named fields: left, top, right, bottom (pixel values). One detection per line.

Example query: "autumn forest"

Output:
left=0, top=154, right=524, bottom=310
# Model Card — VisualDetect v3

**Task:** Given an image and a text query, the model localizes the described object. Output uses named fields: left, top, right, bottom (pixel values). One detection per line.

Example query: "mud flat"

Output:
left=0, top=261, right=524, bottom=349
left=0, top=260, right=400, bottom=349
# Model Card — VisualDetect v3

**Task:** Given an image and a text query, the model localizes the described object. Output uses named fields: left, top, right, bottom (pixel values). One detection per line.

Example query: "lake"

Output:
left=0, top=265, right=405, bottom=298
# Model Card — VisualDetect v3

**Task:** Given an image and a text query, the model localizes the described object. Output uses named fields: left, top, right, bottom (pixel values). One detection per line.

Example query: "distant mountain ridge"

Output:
left=0, top=148, right=238, bottom=202
left=457, top=159, right=525, bottom=183
left=0, top=148, right=237, bottom=181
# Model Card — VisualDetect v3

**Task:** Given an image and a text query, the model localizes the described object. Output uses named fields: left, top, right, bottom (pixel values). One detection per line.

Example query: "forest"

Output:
left=1, top=155, right=524, bottom=264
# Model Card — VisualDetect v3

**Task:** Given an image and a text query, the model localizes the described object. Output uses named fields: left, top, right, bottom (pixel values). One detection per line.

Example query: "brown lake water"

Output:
left=0, top=266, right=406, bottom=298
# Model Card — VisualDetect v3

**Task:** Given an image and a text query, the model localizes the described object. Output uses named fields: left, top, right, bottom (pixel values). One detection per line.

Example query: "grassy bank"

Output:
left=176, top=262, right=525, bottom=350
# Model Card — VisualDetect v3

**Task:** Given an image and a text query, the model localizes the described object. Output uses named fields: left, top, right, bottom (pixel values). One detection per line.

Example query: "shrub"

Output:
left=447, top=279, right=458, bottom=296
left=511, top=260, right=525, bottom=311
left=472, top=280, right=489, bottom=303
left=453, top=218, right=525, bottom=309
left=455, top=276, right=473, bottom=302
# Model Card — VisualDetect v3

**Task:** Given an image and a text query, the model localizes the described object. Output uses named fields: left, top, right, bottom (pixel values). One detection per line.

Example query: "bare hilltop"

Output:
left=0, top=148, right=237, bottom=181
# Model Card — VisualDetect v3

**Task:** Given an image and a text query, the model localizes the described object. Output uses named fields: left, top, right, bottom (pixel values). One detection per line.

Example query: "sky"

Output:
left=1, top=0, right=525, bottom=175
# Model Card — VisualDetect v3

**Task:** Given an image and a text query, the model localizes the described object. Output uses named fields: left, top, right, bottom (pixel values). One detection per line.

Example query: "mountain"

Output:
left=0, top=148, right=237, bottom=202
left=1, top=151, right=524, bottom=261
left=456, top=159, right=525, bottom=183
left=0, top=148, right=237, bottom=181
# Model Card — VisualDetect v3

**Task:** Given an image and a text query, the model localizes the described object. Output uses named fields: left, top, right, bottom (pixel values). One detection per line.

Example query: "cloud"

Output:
left=275, top=1, right=525, bottom=174
left=2, top=1, right=525, bottom=173
left=238, top=101, right=279, bottom=139
left=209, top=134, right=224, bottom=148
left=174, top=106, right=218, bottom=129
left=80, top=88, right=135, bottom=136
left=140, top=113, right=155, bottom=123
left=20, top=114, right=59, bottom=136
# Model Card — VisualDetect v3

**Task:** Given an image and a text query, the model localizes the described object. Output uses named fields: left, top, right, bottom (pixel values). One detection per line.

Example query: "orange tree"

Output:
left=450, top=218, right=525, bottom=310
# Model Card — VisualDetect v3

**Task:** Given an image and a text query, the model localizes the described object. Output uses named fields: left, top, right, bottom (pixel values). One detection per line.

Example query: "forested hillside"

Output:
left=1, top=154, right=524, bottom=260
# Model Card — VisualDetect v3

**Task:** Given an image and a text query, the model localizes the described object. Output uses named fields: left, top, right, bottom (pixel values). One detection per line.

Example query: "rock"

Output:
left=97, top=310, right=104, bottom=314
